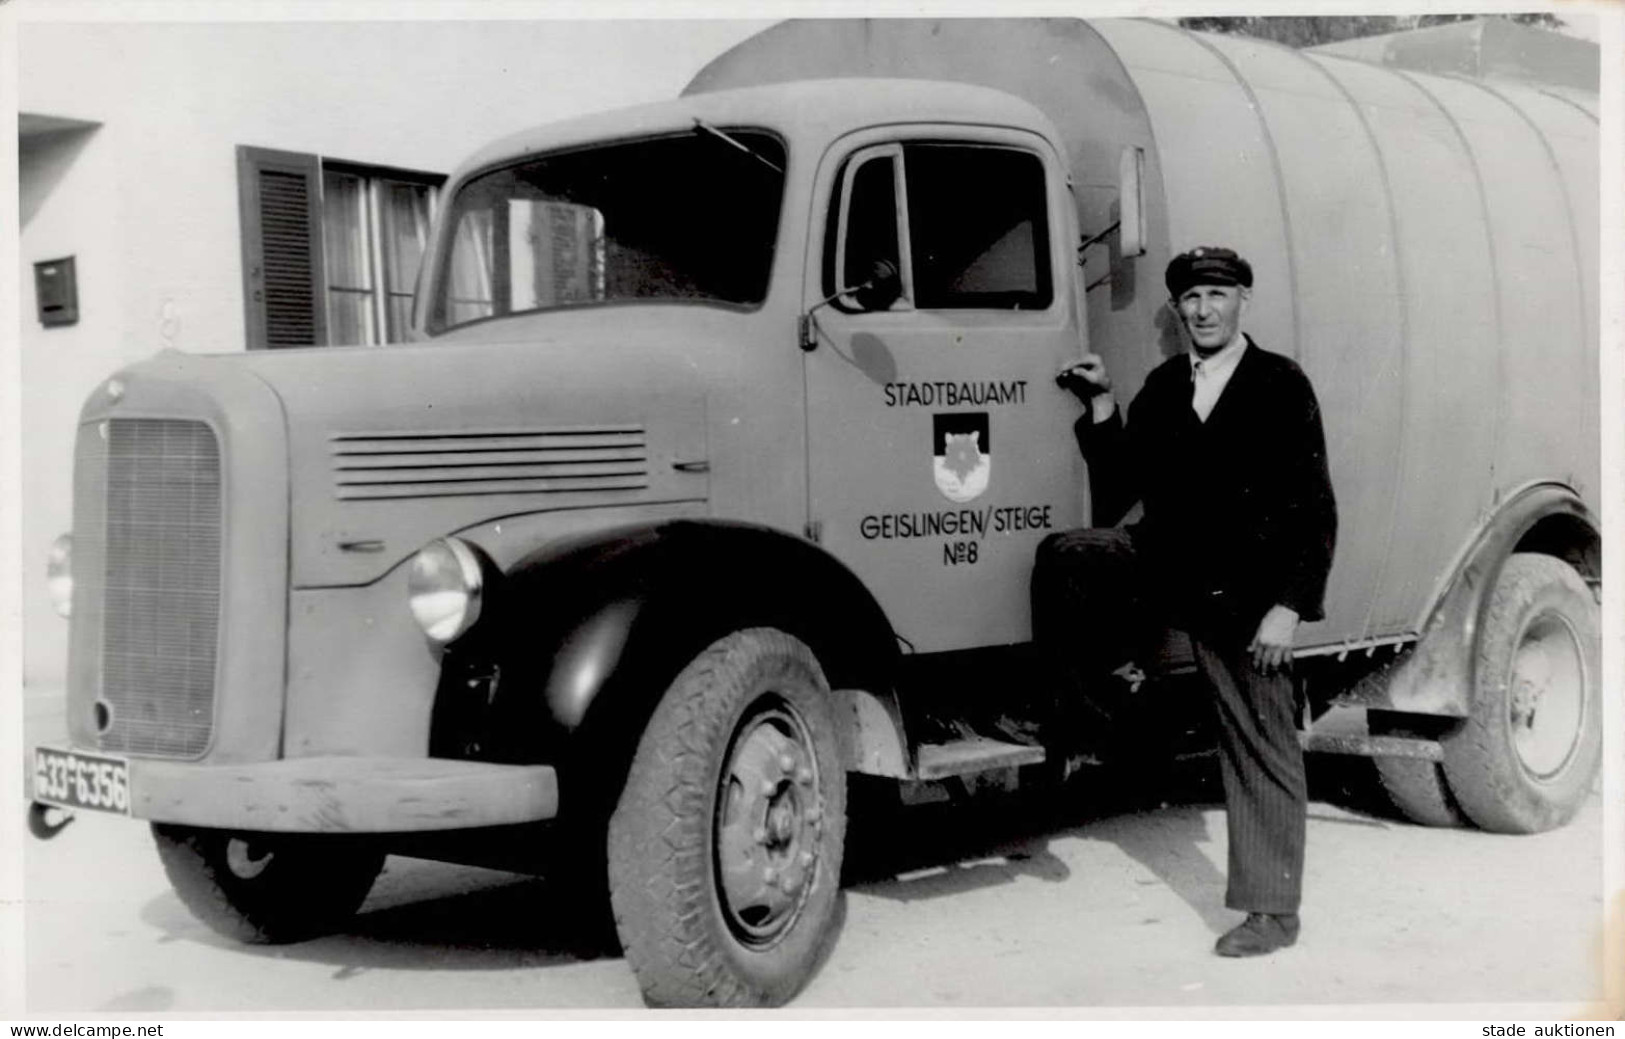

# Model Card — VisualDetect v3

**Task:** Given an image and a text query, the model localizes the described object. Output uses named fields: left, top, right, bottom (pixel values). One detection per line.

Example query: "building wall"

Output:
left=20, top=121, right=122, bottom=693
left=18, top=19, right=764, bottom=688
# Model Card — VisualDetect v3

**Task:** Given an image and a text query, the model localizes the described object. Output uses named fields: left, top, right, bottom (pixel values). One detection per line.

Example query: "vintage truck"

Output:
left=31, top=18, right=1599, bottom=1009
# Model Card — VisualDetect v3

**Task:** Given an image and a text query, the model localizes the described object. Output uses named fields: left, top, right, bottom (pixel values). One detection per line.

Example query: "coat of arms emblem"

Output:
left=932, top=412, right=991, bottom=503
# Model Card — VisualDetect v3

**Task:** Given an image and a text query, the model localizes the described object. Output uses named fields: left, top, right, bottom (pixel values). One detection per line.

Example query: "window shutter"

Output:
left=237, top=146, right=327, bottom=349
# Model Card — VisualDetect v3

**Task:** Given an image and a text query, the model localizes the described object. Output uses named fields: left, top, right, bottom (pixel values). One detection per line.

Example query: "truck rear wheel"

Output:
left=608, top=628, right=847, bottom=1008
left=1372, top=758, right=1465, bottom=828
left=151, top=823, right=384, bottom=944
left=1441, top=554, right=1601, bottom=834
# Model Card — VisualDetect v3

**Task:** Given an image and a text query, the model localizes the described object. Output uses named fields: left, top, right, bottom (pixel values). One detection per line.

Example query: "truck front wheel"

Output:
left=608, top=628, right=847, bottom=1008
left=1442, top=553, right=1601, bottom=834
left=151, top=823, right=385, bottom=943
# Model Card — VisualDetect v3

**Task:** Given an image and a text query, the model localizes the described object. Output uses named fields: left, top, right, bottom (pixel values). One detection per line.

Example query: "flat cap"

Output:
left=1165, top=246, right=1253, bottom=298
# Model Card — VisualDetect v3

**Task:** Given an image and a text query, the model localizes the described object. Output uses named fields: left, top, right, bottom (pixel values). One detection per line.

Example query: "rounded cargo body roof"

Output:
left=445, top=77, right=1061, bottom=185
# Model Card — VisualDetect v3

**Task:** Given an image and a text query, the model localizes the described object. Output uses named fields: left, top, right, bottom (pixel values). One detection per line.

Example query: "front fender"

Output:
left=429, top=519, right=899, bottom=807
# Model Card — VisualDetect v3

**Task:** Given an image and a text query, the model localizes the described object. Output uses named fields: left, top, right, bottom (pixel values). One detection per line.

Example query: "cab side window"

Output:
left=905, top=145, right=1051, bottom=310
left=842, top=154, right=902, bottom=296
left=829, top=142, right=1052, bottom=312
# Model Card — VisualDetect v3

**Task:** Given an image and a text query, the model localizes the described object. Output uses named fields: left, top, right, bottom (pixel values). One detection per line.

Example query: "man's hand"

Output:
left=1249, top=604, right=1299, bottom=671
left=1056, top=353, right=1116, bottom=422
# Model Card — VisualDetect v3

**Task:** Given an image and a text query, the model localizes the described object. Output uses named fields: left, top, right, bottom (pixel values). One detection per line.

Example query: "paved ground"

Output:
left=18, top=690, right=1618, bottom=1015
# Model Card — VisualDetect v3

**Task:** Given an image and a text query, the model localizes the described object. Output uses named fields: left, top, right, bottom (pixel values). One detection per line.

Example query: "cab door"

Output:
left=803, top=126, right=1086, bottom=653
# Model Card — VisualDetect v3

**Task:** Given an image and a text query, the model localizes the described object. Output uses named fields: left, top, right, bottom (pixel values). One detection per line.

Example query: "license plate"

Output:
left=33, top=746, right=130, bottom=815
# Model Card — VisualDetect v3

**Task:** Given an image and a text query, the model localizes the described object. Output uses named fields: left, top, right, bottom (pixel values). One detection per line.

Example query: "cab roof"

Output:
left=445, top=78, right=1062, bottom=187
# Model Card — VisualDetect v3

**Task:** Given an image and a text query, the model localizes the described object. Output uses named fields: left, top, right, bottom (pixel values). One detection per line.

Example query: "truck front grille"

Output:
left=75, top=418, right=222, bottom=757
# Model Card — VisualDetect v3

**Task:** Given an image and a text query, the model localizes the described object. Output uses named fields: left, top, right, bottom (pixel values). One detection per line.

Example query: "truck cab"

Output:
left=35, top=79, right=1100, bottom=1008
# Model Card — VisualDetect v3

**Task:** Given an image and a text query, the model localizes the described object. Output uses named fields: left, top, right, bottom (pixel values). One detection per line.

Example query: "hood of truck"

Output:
left=219, top=304, right=730, bottom=588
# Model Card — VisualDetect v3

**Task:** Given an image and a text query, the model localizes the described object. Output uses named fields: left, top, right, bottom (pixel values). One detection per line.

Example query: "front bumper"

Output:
left=32, top=743, right=557, bottom=833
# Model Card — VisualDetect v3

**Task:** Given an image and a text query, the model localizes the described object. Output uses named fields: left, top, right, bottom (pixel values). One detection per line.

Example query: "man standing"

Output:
left=1039, top=246, right=1337, bottom=957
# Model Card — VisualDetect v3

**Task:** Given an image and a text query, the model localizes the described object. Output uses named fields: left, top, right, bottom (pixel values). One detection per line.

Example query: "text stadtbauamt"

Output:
left=883, top=380, right=1029, bottom=408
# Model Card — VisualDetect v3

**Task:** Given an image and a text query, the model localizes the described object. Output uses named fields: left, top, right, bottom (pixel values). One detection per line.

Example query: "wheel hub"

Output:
left=1508, top=610, right=1585, bottom=780
left=225, top=837, right=274, bottom=880
left=716, top=703, right=822, bottom=945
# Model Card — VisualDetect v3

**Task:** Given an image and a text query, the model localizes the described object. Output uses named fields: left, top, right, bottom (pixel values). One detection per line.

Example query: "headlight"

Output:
left=407, top=538, right=484, bottom=644
left=46, top=534, right=72, bottom=618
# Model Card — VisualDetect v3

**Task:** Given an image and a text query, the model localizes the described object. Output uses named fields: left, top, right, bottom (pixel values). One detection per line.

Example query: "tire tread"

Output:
left=1373, top=756, right=1466, bottom=828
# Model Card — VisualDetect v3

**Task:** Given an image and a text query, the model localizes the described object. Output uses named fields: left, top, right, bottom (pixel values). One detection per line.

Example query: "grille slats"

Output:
left=331, top=426, right=650, bottom=502
left=80, top=419, right=223, bottom=757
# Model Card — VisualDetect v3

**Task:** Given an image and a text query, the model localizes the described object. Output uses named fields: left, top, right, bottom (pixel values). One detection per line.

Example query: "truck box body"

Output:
left=687, top=17, right=1600, bottom=650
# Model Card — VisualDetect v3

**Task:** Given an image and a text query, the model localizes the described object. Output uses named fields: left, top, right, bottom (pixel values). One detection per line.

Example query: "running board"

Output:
left=915, top=738, right=1046, bottom=780
left=1300, top=731, right=1443, bottom=761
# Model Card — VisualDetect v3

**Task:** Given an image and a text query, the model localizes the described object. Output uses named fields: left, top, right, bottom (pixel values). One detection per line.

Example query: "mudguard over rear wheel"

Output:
left=1442, top=554, right=1601, bottom=834
left=151, top=823, right=385, bottom=943
left=608, top=628, right=847, bottom=1008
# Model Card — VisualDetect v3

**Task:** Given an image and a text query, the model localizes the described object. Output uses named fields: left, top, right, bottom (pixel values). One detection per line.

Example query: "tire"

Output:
left=152, top=823, right=385, bottom=944
left=1372, top=757, right=1466, bottom=828
left=608, top=628, right=847, bottom=1008
left=1441, top=553, right=1601, bottom=834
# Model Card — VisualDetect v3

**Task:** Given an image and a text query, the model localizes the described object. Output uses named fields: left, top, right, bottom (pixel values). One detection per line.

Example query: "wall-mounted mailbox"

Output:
left=34, top=256, right=78, bottom=327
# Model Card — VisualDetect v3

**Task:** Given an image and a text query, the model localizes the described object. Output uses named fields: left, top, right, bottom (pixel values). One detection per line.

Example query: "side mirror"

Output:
left=802, top=260, right=916, bottom=354
left=798, top=258, right=906, bottom=351
left=850, top=259, right=902, bottom=313
left=1119, top=146, right=1146, bottom=259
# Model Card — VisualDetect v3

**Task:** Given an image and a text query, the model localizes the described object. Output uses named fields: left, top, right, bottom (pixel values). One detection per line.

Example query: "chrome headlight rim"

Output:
left=407, top=537, right=486, bottom=645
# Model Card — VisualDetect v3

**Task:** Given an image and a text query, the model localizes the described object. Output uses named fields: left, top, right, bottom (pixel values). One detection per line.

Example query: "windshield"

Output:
left=428, top=128, right=786, bottom=333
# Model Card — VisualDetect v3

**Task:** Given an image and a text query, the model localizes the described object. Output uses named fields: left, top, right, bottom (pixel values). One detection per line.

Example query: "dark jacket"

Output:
left=1076, top=338, right=1337, bottom=638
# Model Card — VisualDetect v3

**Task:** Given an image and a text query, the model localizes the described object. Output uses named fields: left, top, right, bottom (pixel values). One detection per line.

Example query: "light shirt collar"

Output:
left=1189, top=331, right=1248, bottom=422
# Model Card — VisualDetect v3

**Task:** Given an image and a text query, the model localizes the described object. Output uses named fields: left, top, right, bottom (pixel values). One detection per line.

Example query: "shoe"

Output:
left=1214, top=912, right=1300, bottom=957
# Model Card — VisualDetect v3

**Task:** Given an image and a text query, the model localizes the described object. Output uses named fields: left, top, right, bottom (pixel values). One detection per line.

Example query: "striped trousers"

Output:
left=1034, top=527, right=1306, bottom=914
left=1192, top=636, right=1306, bottom=914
